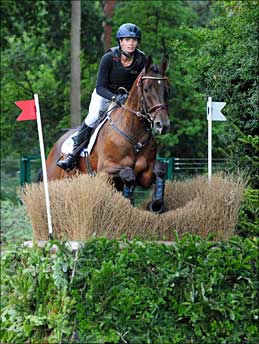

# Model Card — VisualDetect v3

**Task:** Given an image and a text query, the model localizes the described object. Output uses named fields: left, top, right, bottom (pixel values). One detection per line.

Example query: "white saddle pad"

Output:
left=61, top=117, right=108, bottom=157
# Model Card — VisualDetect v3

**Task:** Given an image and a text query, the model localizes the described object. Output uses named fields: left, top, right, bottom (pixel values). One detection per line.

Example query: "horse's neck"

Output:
left=119, top=87, right=147, bottom=138
left=127, top=86, right=141, bottom=110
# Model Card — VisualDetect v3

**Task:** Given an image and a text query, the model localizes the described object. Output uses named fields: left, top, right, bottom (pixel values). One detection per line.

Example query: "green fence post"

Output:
left=27, top=158, right=31, bottom=183
left=20, top=156, right=27, bottom=185
left=167, top=157, right=174, bottom=180
left=157, top=156, right=175, bottom=180
left=20, top=156, right=31, bottom=185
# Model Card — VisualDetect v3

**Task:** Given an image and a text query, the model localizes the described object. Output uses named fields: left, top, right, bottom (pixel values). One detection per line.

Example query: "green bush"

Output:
left=1, top=236, right=258, bottom=343
left=236, top=188, right=259, bottom=238
left=72, top=236, right=258, bottom=344
left=0, top=241, right=75, bottom=343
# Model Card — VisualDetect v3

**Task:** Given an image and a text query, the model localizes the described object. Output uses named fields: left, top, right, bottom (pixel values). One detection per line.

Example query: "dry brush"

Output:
left=21, top=173, right=245, bottom=241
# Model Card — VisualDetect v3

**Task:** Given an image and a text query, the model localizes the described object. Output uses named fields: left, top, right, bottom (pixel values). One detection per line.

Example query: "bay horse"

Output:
left=46, top=55, right=170, bottom=213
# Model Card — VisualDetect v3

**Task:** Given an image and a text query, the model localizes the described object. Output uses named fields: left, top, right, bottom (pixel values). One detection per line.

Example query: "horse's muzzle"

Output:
left=154, top=119, right=170, bottom=135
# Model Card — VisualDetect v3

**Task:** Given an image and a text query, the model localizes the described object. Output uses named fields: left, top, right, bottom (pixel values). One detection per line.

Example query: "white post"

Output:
left=207, top=96, right=212, bottom=181
left=34, top=94, right=53, bottom=238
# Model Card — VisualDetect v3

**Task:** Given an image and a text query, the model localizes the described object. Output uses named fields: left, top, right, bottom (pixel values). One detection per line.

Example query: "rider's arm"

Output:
left=96, top=53, right=116, bottom=100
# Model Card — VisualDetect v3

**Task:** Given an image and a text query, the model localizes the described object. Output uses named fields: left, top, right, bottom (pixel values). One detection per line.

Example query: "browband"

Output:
left=141, top=76, right=168, bottom=80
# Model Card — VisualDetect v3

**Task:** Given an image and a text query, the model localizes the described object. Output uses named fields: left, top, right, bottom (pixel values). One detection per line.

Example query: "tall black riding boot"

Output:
left=56, top=122, right=92, bottom=171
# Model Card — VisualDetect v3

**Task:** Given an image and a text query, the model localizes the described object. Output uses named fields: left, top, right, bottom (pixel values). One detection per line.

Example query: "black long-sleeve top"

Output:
left=96, top=47, right=146, bottom=100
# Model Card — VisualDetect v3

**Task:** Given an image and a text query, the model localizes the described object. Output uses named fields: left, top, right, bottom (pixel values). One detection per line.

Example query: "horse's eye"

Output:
left=144, top=88, right=148, bottom=93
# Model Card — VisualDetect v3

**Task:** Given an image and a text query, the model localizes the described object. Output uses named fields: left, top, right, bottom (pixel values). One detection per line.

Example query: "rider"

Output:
left=57, top=23, right=146, bottom=171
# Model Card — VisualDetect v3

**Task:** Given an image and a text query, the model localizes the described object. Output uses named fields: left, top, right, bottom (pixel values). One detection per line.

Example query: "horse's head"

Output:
left=138, top=55, right=170, bottom=134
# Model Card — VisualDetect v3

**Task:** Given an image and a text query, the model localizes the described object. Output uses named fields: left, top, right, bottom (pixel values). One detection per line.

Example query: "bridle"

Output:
left=107, top=73, right=169, bottom=155
left=122, top=74, right=169, bottom=125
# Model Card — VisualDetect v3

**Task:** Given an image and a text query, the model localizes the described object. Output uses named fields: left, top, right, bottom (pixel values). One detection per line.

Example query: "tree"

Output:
left=70, top=0, right=81, bottom=127
left=0, top=0, right=103, bottom=156
left=100, top=0, right=116, bottom=51
left=182, top=0, right=258, bottom=186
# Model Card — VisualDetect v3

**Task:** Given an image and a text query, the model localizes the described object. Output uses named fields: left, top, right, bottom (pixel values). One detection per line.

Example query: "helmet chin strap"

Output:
left=121, top=49, right=134, bottom=58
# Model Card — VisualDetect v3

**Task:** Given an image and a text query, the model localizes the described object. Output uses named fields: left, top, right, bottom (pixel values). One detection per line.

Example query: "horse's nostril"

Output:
left=155, top=122, right=162, bottom=129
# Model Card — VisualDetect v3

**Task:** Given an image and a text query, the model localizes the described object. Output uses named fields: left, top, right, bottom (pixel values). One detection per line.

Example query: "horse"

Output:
left=45, top=55, right=170, bottom=213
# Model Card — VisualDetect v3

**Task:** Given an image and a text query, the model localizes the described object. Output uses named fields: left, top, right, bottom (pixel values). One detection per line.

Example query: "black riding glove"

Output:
left=112, top=93, right=128, bottom=106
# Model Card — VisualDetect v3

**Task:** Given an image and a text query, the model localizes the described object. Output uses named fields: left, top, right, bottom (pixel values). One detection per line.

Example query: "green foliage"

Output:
left=71, top=236, right=258, bottom=343
left=0, top=0, right=103, bottom=157
left=1, top=236, right=258, bottom=343
left=236, top=188, right=259, bottom=238
left=181, top=0, right=258, bottom=186
left=231, top=123, right=259, bottom=186
left=1, top=33, right=65, bottom=155
left=1, top=241, right=75, bottom=343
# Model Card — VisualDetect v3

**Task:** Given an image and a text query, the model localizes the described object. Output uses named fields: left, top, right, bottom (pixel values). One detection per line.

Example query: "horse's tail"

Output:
left=36, top=168, right=43, bottom=182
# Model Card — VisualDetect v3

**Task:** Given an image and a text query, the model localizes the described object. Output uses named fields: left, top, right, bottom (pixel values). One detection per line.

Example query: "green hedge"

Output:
left=1, top=236, right=258, bottom=343
left=236, top=188, right=259, bottom=238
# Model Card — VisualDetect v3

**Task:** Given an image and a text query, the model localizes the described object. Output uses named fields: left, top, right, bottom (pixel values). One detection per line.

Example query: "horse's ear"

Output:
left=144, top=55, right=153, bottom=73
left=160, top=55, right=169, bottom=75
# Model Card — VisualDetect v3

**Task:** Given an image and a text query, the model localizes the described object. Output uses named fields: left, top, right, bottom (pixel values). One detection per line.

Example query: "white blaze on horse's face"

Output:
left=141, top=75, right=170, bottom=135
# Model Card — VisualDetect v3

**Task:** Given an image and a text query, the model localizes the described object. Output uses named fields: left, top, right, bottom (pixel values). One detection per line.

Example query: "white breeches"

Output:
left=84, top=89, right=111, bottom=127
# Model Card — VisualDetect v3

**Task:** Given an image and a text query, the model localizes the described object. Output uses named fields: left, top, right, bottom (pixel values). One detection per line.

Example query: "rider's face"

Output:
left=120, top=37, right=138, bottom=55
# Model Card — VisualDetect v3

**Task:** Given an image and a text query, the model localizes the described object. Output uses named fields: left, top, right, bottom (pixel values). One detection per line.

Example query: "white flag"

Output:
left=207, top=101, right=226, bottom=121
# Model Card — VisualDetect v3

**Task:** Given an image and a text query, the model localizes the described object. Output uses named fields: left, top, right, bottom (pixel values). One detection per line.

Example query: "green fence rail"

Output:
left=19, top=155, right=230, bottom=185
left=1, top=155, right=232, bottom=205
left=1, top=156, right=231, bottom=204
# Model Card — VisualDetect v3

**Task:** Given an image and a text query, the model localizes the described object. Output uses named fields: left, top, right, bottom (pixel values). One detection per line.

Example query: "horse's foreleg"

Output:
left=119, top=166, right=136, bottom=205
left=147, top=160, right=167, bottom=214
left=98, top=163, right=136, bottom=204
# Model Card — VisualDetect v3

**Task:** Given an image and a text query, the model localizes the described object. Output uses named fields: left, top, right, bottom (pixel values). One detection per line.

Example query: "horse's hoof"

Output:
left=146, top=200, right=165, bottom=214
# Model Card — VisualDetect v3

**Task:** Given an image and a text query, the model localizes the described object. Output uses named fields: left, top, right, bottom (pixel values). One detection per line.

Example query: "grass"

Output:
left=1, top=159, right=21, bottom=204
left=1, top=200, right=33, bottom=247
left=0, top=157, right=40, bottom=248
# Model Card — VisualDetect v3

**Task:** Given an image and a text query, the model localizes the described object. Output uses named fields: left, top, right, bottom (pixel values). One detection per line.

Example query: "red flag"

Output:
left=15, top=99, right=37, bottom=121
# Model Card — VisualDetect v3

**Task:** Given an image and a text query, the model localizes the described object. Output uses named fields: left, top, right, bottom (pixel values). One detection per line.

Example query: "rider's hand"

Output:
left=112, top=93, right=128, bottom=106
